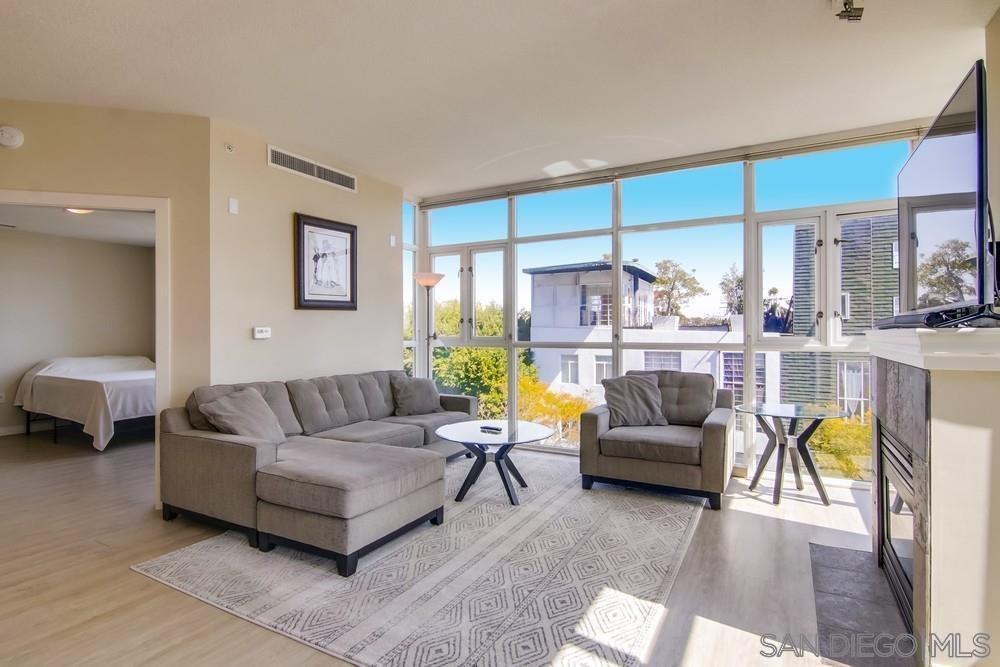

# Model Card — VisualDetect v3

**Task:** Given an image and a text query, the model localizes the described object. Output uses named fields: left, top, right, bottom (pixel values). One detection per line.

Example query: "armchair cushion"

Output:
left=626, top=370, right=716, bottom=427
left=601, top=374, right=669, bottom=428
left=599, top=425, right=701, bottom=465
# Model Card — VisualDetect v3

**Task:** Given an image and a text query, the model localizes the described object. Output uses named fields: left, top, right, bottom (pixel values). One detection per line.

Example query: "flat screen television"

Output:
left=884, top=60, right=996, bottom=328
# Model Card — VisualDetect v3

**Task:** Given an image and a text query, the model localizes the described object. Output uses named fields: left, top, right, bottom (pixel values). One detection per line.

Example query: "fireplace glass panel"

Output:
left=885, top=478, right=914, bottom=585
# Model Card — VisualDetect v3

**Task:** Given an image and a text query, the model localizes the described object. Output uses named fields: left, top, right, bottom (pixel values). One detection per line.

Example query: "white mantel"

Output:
left=865, top=327, right=1000, bottom=371
left=868, top=328, right=1000, bottom=666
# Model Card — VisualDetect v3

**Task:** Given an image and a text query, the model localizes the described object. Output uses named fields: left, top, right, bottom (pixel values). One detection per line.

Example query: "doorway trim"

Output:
left=0, top=189, right=170, bottom=503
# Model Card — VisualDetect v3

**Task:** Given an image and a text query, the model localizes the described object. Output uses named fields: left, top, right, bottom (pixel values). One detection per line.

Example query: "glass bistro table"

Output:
left=736, top=403, right=848, bottom=505
left=435, top=419, right=554, bottom=506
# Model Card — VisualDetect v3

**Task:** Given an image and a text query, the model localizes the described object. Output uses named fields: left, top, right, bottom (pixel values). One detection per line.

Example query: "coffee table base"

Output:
left=748, top=415, right=830, bottom=505
left=455, top=442, right=528, bottom=505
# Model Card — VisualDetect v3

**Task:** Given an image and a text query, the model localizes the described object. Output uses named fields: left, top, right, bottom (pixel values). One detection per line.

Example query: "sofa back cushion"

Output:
left=198, top=387, right=286, bottom=443
left=285, top=370, right=404, bottom=435
left=353, top=371, right=400, bottom=420
left=626, top=370, right=716, bottom=427
left=286, top=376, right=352, bottom=435
left=186, top=381, right=303, bottom=436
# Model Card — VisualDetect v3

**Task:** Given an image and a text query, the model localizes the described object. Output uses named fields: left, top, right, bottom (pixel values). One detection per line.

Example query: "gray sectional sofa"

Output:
left=159, top=370, right=476, bottom=576
left=580, top=370, right=735, bottom=510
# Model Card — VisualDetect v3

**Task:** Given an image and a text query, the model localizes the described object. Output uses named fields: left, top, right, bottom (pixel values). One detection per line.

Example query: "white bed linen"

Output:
left=14, top=356, right=156, bottom=451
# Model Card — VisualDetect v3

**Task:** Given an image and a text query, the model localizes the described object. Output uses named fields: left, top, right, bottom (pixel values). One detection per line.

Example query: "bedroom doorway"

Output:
left=0, top=190, right=170, bottom=494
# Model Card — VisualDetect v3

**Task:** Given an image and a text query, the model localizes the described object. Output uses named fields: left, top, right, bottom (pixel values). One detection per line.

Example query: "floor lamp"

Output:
left=414, top=272, right=445, bottom=379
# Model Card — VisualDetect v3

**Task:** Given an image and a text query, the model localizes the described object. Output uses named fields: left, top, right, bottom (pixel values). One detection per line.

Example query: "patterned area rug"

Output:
left=133, top=450, right=703, bottom=666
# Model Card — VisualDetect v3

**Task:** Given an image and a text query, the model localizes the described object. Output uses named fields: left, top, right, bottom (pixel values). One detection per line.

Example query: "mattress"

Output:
left=14, top=356, right=156, bottom=451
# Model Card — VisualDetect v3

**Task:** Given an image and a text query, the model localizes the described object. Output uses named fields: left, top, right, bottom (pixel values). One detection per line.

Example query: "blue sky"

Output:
left=412, top=140, right=911, bottom=317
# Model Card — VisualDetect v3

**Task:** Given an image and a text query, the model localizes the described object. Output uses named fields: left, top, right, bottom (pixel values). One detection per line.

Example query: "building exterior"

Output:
left=523, top=261, right=779, bottom=408
left=523, top=234, right=893, bottom=420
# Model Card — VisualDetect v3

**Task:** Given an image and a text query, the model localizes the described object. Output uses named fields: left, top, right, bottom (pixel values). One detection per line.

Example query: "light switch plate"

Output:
left=252, top=326, right=271, bottom=340
left=228, top=197, right=239, bottom=215
left=390, top=234, right=397, bottom=247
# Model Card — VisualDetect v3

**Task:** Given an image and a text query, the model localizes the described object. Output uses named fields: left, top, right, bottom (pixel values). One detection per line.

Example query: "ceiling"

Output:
left=0, top=205, right=155, bottom=246
left=0, top=0, right=997, bottom=199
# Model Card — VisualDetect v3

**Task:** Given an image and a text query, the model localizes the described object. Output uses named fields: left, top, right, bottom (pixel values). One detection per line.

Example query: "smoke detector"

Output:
left=836, top=0, right=864, bottom=22
left=0, top=126, right=24, bottom=149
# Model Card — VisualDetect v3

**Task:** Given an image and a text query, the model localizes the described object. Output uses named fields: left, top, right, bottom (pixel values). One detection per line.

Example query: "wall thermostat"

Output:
left=0, top=126, right=24, bottom=149
left=252, top=326, right=272, bottom=340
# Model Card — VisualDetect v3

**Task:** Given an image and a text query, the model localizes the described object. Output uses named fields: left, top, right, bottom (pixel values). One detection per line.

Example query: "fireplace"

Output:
left=878, top=428, right=915, bottom=631
left=872, top=356, right=929, bottom=654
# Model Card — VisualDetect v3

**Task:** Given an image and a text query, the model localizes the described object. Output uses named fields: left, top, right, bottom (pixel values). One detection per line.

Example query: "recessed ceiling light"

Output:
left=65, top=208, right=95, bottom=215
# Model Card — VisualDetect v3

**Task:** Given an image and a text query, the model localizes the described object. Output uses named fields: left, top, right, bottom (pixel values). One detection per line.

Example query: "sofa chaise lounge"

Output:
left=159, top=370, right=476, bottom=575
left=580, top=370, right=735, bottom=510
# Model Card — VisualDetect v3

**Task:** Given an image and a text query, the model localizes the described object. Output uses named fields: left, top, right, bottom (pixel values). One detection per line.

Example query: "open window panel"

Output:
left=833, top=210, right=899, bottom=340
left=430, top=246, right=508, bottom=345
left=430, top=252, right=464, bottom=342
left=470, top=247, right=506, bottom=341
left=757, top=216, right=822, bottom=343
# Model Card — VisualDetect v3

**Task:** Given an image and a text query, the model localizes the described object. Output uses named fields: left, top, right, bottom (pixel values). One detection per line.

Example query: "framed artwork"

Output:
left=294, top=213, right=357, bottom=310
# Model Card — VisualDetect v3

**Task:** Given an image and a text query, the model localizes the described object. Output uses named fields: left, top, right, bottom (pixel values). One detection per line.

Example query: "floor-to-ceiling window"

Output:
left=402, top=202, right=416, bottom=375
left=409, top=135, right=912, bottom=479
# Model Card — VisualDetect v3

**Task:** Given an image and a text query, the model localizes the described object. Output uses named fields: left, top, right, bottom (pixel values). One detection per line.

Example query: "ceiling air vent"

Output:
left=267, top=144, right=357, bottom=193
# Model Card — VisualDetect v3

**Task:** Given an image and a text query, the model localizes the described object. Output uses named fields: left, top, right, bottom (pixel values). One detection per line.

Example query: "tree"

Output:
left=916, top=239, right=976, bottom=308
left=719, top=264, right=744, bottom=315
left=652, top=259, right=706, bottom=316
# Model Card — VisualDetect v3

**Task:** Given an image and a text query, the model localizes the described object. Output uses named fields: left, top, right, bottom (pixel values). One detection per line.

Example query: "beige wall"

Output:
left=0, top=230, right=155, bottom=430
left=208, top=120, right=404, bottom=383
left=0, top=99, right=211, bottom=406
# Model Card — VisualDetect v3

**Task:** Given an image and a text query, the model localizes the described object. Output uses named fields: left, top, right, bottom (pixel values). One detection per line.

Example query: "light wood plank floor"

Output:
left=0, top=430, right=872, bottom=666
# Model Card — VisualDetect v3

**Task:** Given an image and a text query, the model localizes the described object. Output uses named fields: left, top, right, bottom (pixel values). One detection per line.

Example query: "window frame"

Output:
left=413, top=135, right=915, bottom=469
left=560, top=354, right=580, bottom=384
left=643, top=350, right=682, bottom=371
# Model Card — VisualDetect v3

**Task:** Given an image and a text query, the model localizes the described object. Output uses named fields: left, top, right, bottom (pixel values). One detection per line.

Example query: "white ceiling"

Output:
left=0, top=204, right=155, bottom=246
left=0, top=0, right=997, bottom=199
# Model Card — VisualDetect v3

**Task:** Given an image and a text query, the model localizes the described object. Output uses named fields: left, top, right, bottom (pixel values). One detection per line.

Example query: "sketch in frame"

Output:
left=295, top=213, right=357, bottom=310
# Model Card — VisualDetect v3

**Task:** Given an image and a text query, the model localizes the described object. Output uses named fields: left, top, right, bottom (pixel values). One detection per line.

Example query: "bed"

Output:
left=14, top=356, right=156, bottom=451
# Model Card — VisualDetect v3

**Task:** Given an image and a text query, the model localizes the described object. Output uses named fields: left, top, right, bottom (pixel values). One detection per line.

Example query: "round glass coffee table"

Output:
left=736, top=403, right=848, bottom=505
left=435, top=419, right=554, bottom=506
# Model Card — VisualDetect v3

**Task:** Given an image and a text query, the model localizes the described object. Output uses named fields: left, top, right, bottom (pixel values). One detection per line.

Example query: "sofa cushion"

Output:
left=380, top=411, right=472, bottom=445
left=356, top=371, right=400, bottom=420
left=197, top=387, right=287, bottom=443
left=312, top=420, right=424, bottom=447
left=259, top=440, right=444, bottom=519
left=187, top=381, right=303, bottom=436
left=286, top=376, right=352, bottom=435
left=390, top=375, right=443, bottom=417
left=602, top=374, right=669, bottom=428
left=599, top=425, right=702, bottom=465
left=626, top=370, right=716, bottom=427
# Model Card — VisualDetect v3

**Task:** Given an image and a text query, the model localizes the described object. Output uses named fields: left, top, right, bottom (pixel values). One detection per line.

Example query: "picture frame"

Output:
left=294, top=212, right=357, bottom=310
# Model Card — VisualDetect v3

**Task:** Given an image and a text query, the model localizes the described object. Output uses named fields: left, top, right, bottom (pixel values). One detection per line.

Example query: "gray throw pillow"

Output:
left=602, top=374, right=669, bottom=428
left=391, top=376, right=443, bottom=416
left=198, top=387, right=286, bottom=443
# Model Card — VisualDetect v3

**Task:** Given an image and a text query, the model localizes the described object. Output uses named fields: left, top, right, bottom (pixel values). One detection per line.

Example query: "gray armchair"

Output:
left=580, top=370, right=735, bottom=510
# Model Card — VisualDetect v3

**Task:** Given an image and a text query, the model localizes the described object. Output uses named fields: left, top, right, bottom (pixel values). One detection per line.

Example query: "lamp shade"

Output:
left=414, top=272, right=445, bottom=288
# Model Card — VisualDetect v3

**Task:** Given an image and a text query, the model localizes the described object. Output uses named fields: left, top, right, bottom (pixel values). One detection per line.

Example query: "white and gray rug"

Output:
left=133, top=450, right=703, bottom=666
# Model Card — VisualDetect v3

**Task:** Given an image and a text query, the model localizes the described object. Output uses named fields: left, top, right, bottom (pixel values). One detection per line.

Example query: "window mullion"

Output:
left=611, top=179, right=623, bottom=378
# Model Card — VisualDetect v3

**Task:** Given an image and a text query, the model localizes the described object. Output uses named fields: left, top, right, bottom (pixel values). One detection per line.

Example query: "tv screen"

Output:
left=897, top=60, right=990, bottom=313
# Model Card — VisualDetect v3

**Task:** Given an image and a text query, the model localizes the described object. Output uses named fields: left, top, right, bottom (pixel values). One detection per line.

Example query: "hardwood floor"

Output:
left=0, top=429, right=872, bottom=666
